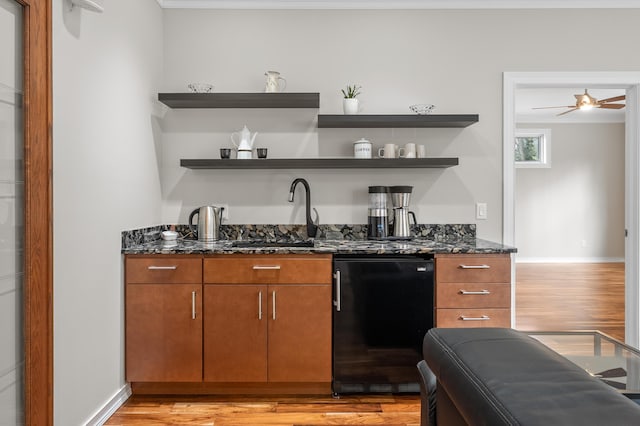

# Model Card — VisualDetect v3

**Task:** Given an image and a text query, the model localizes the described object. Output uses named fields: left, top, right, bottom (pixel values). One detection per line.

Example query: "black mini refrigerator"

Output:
left=332, top=255, right=434, bottom=395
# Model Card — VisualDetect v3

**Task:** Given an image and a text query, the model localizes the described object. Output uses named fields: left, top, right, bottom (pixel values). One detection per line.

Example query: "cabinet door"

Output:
left=126, top=283, right=202, bottom=382
left=204, top=285, right=268, bottom=382
left=267, top=285, right=332, bottom=382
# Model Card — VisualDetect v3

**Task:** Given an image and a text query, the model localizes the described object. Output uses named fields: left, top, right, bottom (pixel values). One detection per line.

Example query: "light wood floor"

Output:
left=515, top=262, right=625, bottom=342
left=106, top=263, right=624, bottom=425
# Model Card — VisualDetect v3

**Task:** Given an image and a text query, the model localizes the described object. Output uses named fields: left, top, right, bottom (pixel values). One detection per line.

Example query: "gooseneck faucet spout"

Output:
left=288, top=178, right=319, bottom=238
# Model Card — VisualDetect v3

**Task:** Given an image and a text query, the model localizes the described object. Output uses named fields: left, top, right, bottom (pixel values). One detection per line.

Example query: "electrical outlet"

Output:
left=476, top=203, right=487, bottom=220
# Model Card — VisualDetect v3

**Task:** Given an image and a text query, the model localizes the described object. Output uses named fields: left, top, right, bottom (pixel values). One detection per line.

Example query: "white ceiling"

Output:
left=156, top=0, right=640, bottom=9
left=516, top=88, right=626, bottom=124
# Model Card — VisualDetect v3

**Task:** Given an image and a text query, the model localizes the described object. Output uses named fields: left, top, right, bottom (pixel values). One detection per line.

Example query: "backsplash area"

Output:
left=121, top=223, right=476, bottom=249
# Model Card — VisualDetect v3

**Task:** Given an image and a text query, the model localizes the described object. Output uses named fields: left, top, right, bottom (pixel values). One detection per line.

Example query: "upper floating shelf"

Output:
left=317, top=114, right=479, bottom=128
left=158, top=92, right=320, bottom=108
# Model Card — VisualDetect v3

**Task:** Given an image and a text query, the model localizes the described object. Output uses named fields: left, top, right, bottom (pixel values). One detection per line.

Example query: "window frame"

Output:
left=515, top=128, right=551, bottom=168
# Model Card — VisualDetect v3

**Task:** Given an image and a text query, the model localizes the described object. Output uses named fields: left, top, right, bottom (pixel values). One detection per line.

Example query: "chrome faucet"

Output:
left=288, top=178, right=319, bottom=238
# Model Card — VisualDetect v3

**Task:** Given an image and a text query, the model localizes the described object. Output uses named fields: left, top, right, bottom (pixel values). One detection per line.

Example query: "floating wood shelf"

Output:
left=317, top=114, right=479, bottom=128
left=180, top=158, right=459, bottom=170
left=158, top=93, right=320, bottom=108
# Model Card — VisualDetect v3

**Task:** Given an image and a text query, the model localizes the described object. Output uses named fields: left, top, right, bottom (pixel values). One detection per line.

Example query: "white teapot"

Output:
left=231, top=125, right=258, bottom=159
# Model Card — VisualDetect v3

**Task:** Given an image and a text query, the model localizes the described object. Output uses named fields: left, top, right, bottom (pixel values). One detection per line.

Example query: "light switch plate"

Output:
left=476, top=203, right=487, bottom=220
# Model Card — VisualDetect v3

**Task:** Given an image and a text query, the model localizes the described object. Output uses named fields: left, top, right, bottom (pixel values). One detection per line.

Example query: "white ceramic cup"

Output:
left=354, top=138, right=372, bottom=158
left=403, top=143, right=417, bottom=158
left=378, top=143, right=398, bottom=159
left=417, top=144, right=427, bottom=158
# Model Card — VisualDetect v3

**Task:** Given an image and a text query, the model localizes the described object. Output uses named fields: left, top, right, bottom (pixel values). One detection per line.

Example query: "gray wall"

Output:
left=515, top=123, right=625, bottom=261
left=53, top=0, right=163, bottom=424
left=160, top=8, right=640, bottom=242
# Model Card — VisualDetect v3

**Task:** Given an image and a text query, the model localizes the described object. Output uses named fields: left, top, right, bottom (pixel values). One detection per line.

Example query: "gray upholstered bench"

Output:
left=418, top=328, right=640, bottom=426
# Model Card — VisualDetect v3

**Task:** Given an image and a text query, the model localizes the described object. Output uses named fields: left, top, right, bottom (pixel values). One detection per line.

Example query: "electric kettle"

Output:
left=189, top=206, right=224, bottom=241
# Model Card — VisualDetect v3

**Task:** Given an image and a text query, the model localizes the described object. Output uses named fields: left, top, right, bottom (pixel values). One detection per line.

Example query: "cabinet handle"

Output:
left=458, top=264, right=490, bottom=269
left=258, top=291, right=263, bottom=320
left=147, top=265, right=177, bottom=270
left=253, top=265, right=281, bottom=270
left=459, top=289, right=491, bottom=295
left=460, top=315, right=490, bottom=321
left=191, top=291, right=196, bottom=320
left=272, top=291, right=277, bottom=320
left=333, top=270, right=341, bottom=312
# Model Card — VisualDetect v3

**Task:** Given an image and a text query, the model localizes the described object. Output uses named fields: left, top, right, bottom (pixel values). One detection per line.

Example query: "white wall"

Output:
left=515, top=123, right=625, bottom=261
left=160, top=8, right=640, bottom=242
left=52, top=0, right=163, bottom=424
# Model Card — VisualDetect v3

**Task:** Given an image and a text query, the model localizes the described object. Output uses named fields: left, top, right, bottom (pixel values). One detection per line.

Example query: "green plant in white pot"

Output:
left=341, top=84, right=361, bottom=115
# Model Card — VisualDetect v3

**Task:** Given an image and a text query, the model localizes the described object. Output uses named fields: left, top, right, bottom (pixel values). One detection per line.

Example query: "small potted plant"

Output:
left=341, top=84, right=361, bottom=115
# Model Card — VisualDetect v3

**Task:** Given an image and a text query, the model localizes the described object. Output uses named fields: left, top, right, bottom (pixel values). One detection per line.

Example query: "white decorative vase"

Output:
left=343, top=98, right=359, bottom=115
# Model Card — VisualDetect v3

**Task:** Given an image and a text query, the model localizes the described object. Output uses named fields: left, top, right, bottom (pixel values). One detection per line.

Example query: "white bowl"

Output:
left=409, top=104, right=436, bottom=115
left=187, top=83, right=214, bottom=93
left=161, top=230, right=179, bottom=241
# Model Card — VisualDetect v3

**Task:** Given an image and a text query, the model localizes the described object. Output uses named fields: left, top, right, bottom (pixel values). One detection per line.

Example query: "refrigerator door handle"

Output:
left=333, top=269, right=341, bottom=312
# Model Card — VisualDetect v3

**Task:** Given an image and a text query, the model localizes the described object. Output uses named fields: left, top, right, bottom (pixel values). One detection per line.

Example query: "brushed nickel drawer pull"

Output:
left=191, top=291, right=196, bottom=320
left=147, top=265, right=177, bottom=270
left=459, top=289, right=491, bottom=295
left=459, top=264, right=490, bottom=269
left=253, top=265, right=281, bottom=270
left=460, top=315, right=490, bottom=321
left=258, top=291, right=263, bottom=320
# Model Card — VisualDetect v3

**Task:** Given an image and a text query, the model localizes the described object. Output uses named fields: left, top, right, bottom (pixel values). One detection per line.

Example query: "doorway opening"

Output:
left=503, top=72, right=640, bottom=348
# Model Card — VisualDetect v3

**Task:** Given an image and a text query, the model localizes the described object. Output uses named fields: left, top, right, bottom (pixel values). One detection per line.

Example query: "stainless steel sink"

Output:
left=230, top=240, right=314, bottom=248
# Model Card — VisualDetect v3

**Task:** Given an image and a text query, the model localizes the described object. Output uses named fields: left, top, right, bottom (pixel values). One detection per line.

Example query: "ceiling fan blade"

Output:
left=532, top=106, right=576, bottom=110
left=600, top=379, right=627, bottom=390
left=598, top=103, right=625, bottom=109
left=557, top=108, right=579, bottom=116
left=599, top=95, right=626, bottom=103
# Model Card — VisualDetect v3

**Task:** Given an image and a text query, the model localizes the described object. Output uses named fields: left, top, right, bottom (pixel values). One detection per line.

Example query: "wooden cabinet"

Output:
left=435, top=254, right=511, bottom=328
left=125, top=256, right=203, bottom=382
left=203, top=254, right=332, bottom=383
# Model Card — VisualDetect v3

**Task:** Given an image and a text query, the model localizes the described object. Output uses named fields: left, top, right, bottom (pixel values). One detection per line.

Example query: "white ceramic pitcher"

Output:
left=264, top=71, right=287, bottom=93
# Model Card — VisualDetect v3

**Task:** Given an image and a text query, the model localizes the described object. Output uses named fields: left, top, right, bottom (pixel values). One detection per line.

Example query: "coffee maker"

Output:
left=389, top=186, right=415, bottom=238
left=367, top=186, right=389, bottom=239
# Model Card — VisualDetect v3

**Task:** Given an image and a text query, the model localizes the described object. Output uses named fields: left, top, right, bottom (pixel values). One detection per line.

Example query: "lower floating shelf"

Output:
left=180, top=158, right=459, bottom=169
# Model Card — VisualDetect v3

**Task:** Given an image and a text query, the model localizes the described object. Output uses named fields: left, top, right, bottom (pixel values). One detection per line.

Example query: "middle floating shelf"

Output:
left=180, top=158, right=459, bottom=169
left=317, top=114, right=479, bottom=128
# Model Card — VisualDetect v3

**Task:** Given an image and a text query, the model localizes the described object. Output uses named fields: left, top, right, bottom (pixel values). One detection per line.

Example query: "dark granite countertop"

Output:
left=121, top=224, right=516, bottom=255
left=122, top=237, right=515, bottom=255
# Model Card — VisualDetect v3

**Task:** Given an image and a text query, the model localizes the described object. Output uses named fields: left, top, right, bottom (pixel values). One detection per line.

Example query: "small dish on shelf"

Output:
left=409, top=104, right=436, bottom=115
left=187, top=83, right=214, bottom=93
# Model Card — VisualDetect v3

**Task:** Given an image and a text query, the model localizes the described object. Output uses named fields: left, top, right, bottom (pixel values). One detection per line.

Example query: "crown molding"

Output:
left=156, top=0, right=640, bottom=9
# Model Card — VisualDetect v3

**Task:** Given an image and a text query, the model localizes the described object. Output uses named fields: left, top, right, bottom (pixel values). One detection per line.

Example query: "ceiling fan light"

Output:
left=579, top=104, right=593, bottom=111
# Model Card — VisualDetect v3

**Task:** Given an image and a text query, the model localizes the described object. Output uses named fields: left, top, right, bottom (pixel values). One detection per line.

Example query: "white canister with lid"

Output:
left=354, top=138, right=372, bottom=158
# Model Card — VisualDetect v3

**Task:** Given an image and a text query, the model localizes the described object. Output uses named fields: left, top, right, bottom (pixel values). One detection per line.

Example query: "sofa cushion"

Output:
left=423, top=328, right=640, bottom=425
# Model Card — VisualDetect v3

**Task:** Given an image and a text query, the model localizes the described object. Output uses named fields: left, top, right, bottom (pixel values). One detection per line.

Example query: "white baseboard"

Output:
left=516, top=257, right=624, bottom=263
left=84, top=383, right=131, bottom=426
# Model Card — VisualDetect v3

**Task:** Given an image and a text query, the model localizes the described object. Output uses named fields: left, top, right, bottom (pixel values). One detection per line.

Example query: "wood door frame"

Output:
left=503, top=72, right=640, bottom=349
left=20, top=0, right=53, bottom=424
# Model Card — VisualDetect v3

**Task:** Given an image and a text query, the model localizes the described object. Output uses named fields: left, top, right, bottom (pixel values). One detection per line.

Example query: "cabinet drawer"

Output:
left=204, top=255, right=332, bottom=284
left=436, top=254, right=510, bottom=283
left=436, top=282, right=510, bottom=309
left=436, top=308, right=511, bottom=328
left=126, top=256, right=202, bottom=284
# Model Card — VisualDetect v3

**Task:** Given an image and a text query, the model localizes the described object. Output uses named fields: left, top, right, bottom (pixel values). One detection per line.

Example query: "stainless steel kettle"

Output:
left=189, top=206, right=224, bottom=241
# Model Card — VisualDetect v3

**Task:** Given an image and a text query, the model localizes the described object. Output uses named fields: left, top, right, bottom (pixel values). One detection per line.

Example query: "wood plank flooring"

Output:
left=515, top=262, right=625, bottom=342
left=104, top=395, right=421, bottom=426
left=106, top=263, right=624, bottom=425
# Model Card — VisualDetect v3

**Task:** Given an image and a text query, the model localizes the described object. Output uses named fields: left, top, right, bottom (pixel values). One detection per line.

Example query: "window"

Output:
left=515, top=129, right=551, bottom=168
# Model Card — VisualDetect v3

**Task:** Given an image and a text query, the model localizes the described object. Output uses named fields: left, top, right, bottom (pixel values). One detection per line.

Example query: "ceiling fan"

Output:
left=533, top=89, right=626, bottom=116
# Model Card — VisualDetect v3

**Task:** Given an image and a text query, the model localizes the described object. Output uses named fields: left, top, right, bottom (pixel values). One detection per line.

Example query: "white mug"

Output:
left=354, top=138, right=372, bottom=158
left=403, top=143, right=417, bottom=158
left=417, top=144, right=427, bottom=158
left=378, top=143, right=401, bottom=159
